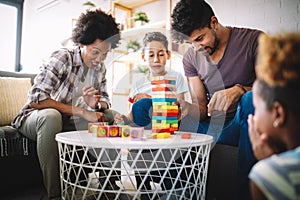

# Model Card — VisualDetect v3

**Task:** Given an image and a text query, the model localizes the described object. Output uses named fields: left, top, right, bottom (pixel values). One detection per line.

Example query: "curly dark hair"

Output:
left=72, top=8, right=120, bottom=49
left=142, top=32, right=168, bottom=52
left=171, top=0, right=214, bottom=43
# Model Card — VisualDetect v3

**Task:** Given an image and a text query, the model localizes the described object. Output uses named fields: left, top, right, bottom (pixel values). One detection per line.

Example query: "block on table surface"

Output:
left=119, top=125, right=131, bottom=138
left=107, top=125, right=120, bottom=137
left=88, top=122, right=108, bottom=133
left=97, top=126, right=108, bottom=137
left=153, top=132, right=171, bottom=139
left=130, top=127, right=144, bottom=141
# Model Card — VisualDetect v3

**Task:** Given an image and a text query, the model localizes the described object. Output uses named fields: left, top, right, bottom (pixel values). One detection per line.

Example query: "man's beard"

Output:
left=197, top=37, right=220, bottom=55
left=206, top=37, right=219, bottom=55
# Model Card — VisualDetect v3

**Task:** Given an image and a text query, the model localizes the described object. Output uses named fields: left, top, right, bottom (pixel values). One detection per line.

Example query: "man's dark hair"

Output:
left=142, top=32, right=169, bottom=52
left=72, top=8, right=120, bottom=48
left=171, top=0, right=215, bottom=43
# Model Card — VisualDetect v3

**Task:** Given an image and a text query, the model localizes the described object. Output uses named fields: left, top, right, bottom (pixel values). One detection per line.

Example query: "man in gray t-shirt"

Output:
left=172, top=0, right=263, bottom=199
left=183, top=27, right=261, bottom=120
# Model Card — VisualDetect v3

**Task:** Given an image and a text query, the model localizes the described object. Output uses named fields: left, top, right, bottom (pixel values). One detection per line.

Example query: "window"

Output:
left=0, top=0, right=23, bottom=72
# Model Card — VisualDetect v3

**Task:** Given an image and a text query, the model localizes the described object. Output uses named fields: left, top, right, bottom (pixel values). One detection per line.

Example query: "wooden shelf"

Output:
left=112, top=0, right=158, bottom=9
left=111, top=0, right=162, bottom=29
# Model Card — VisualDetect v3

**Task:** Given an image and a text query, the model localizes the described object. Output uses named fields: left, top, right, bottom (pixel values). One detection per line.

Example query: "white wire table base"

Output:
left=56, top=132, right=212, bottom=200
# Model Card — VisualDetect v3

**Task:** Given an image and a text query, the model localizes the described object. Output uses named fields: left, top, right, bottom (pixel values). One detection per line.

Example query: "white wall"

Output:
left=207, top=0, right=300, bottom=33
left=21, top=0, right=110, bottom=73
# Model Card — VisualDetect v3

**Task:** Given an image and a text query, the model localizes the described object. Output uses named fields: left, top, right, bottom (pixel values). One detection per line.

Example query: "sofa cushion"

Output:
left=0, top=77, right=31, bottom=126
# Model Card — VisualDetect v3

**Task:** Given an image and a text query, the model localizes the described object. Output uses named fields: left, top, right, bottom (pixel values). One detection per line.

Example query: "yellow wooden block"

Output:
left=152, top=123, right=170, bottom=128
left=153, top=132, right=171, bottom=139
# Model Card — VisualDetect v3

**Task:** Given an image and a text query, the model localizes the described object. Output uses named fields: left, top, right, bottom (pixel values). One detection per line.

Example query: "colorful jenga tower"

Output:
left=151, top=76, right=178, bottom=138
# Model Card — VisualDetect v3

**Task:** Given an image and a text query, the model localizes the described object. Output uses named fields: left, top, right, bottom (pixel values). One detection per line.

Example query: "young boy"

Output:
left=114, top=31, right=188, bottom=128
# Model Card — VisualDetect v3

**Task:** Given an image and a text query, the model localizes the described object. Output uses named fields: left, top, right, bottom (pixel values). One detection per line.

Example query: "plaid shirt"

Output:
left=13, top=46, right=110, bottom=128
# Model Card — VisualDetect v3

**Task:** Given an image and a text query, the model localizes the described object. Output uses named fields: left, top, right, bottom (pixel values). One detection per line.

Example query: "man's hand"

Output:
left=82, top=86, right=101, bottom=108
left=174, top=99, right=190, bottom=121
left=207, top=85, right=244, bottom=116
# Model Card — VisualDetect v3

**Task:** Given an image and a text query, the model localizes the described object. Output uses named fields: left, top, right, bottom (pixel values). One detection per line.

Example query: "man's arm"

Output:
left=179, top=76, right=208, bottom=121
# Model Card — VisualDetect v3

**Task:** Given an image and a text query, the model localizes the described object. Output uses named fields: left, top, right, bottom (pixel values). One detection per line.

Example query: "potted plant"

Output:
left=137, top=64, right=150, bottom=74
left=83, top=1, right=96, bottom=9
left=133, top=11, right=149, bottom=26
left=126, top=40, right=141, bottom=52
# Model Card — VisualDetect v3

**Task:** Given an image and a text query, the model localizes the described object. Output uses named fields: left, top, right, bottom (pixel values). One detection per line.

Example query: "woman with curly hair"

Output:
left=248, top=33, right=300, bottom=200
left=13, top=8, right=120, bottom=199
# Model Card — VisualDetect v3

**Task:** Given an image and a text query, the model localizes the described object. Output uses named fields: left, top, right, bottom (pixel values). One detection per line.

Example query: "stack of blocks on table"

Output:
left=88, top=122, right=145, bottom=140
left=151, top=76, right=178, bottom=139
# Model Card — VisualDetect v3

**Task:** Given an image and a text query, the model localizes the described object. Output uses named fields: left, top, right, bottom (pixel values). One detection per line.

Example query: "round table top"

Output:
left=56, top=130, right=213, bottom=149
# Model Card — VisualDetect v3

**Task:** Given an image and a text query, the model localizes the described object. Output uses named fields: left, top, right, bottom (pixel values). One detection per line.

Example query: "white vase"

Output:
left=134, top=21, right=145, bottom=27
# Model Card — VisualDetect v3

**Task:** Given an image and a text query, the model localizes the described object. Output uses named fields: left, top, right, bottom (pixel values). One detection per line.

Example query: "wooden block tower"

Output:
left=151, top=76, right=178, bottom=138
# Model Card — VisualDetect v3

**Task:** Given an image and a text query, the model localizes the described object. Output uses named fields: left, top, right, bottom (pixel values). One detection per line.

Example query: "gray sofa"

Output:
left=0, top=70, right=238, bottom=199
left=0, top=70, right=43, bottom=195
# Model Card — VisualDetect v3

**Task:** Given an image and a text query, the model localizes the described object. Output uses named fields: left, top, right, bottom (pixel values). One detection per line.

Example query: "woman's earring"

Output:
left=273, top=120, right=279, bottom=128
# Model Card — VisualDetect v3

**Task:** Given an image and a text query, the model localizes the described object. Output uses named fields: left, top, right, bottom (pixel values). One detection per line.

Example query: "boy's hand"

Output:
left=114, top=113, right=125, bottom=125
left=132, top=93, right=151, bottom=102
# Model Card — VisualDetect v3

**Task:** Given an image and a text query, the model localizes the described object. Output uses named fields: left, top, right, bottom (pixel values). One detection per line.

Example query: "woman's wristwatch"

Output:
left=95, top=102, right=102, bottom=111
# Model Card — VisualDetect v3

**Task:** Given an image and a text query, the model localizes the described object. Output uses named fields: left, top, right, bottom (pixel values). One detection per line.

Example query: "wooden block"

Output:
left=152, top=102, right=172, bottom=106
left=153, top=132, right=171, bottom=139
left=97, top=126, right=108, bottom=137
left=119, top=125, right=131, bottom=138
left=88, top=122, right=108, bottom=133
left=152, top=123, right=170, bottom=129
left=181, top=133, right=191, bottom=139
left=152, top=112, right=178, bottom=117
left=152, top=98, right=177, bottom=102
left=152, top=116, right=178, bottom=121
left=130, top=127, right=144, bottom=141
left=152, top=94, right=177, bottom=99
left=107, top=125, right=120, bottom=137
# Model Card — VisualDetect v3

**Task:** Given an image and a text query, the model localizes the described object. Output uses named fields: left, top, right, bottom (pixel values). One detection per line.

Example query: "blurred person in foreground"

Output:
left=248, top=32, right=300, bottom=200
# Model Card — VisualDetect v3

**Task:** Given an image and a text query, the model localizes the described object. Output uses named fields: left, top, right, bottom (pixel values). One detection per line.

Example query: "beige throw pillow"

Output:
left=0, top=77, right=31, bottom=126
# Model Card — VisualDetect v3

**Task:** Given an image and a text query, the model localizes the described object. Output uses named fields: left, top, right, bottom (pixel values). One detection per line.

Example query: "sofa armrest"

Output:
left=0, top=70, right=36, bottom=85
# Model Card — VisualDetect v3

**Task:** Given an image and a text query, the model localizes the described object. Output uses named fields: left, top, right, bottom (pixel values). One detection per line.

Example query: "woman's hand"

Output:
left=82, top=86, right=101, bottom=108
left=82, top=109, right=107, bottom=122
left=248, top=114, right=278, bottom=160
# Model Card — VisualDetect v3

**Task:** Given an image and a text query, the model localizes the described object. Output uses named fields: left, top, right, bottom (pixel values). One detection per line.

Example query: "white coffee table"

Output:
left=56, top=130, right=213, bottom=200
